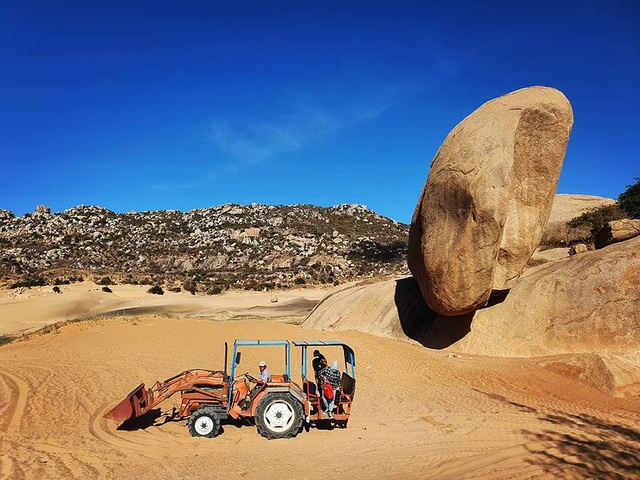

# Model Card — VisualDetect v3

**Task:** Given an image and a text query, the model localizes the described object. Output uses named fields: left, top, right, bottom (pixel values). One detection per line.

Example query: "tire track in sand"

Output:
left=85, top=399, right=173, bottom=457
left=0, top=368, right=29, bottom=435
left=0, top=456, right=15, bottom=480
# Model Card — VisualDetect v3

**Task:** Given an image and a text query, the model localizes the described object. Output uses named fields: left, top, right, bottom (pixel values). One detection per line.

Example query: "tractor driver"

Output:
left=258, top=360, right=272, bottom=383
left=242, top=361, right=271, bottom=409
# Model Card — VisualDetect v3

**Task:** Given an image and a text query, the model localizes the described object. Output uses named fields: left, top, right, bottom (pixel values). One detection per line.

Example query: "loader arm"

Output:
left=104, top=369, right=227, bottom=422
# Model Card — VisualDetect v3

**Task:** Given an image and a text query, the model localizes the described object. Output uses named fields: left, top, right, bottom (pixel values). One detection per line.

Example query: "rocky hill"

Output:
left=0, top=203, right=409, bottom=292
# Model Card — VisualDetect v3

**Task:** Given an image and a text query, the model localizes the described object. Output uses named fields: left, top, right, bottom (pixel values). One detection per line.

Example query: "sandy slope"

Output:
left=1, top=313, right=640, bottom=480
left=0, top=283, right=329, bottom=337
left=1, top=283, right=640, bottom=478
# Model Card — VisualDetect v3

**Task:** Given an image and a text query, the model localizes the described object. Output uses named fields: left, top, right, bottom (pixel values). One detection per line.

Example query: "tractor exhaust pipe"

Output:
left=224, top=341, right=228, bottom=377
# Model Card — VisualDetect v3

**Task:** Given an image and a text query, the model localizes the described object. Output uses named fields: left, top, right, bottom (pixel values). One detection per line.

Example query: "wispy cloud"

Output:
left=151, top=172, right=216, bottom=191
left=208, top=81, right=422, bottom=165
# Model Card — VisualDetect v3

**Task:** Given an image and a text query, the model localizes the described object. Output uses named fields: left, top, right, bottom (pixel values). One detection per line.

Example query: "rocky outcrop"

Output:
left=0, top=203, right=409, bottom=290
left=409, top=86, right=574, bottom=316
left=306, top=237, right=640, bottom=358
left=451, top=236, right=640, bottom=356
left=569, top=243, right=588, bottom=255
left=595, top=219, right=640, bottom=249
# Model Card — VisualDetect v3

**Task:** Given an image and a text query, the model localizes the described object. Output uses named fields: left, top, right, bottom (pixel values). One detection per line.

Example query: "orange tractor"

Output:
left=104, top=340, right=356, bottom=439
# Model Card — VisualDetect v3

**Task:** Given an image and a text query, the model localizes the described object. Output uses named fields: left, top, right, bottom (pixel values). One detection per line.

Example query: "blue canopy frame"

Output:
left=293, top=340, right=356, bottom=381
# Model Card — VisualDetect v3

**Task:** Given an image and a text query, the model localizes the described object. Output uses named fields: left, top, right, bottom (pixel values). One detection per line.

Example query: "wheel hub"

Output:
left=264, top=401, right=294, bottom=431
left=195, top=417, right=214, bottom=435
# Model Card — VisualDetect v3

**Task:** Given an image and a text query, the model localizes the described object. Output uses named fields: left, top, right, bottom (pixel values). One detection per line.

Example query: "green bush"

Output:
left=147, top=285, right=164, bottom=295
left=618, top=177, right=640, bottom=218
left=98, top=276, right=113, bottom=286
left=567, top=204, right=626, bottom=232
left=294, top=277, right=306, bottom=285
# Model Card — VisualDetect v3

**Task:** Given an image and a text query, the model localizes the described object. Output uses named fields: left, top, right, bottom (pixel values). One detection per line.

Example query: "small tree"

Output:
left=618, top=177, right=640, bottom=219
left=183, top=280, right=197, bottom=295
left=567, top=204, right=626, bottom=232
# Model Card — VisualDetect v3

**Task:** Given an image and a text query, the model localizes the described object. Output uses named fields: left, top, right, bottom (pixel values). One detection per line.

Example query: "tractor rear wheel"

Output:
left=187, top=406, right=221, bottom=438
left=255, top=392, right=303, bottom=440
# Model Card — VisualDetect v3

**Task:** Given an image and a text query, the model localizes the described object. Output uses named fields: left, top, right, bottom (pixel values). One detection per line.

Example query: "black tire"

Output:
left=255, top=392, right=304, bottom=440
left=187, top=406, right=221, bottom=438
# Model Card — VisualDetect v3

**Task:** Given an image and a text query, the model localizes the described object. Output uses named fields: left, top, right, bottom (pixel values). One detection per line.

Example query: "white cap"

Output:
left=259, top=361, right=267, bottom=367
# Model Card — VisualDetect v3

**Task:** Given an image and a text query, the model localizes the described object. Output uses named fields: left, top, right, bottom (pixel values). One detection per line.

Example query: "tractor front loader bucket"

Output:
left=104, top=369, right=228, bottom=423
left=103, top=383, right=153, bottom=421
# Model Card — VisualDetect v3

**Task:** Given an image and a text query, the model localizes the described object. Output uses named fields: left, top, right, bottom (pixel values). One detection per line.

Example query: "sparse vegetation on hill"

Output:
left=0, top=203, right=409, bottom=291
left=564, top=180, right=639, bottom=246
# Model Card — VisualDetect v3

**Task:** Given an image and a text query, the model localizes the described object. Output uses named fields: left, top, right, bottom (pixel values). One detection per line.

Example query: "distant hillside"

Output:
left=0, top=204, right=409, bottom=292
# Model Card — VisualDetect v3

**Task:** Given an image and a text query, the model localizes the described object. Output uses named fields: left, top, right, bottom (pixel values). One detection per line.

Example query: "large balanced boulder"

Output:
left=409, top=86, right=574, bottom=315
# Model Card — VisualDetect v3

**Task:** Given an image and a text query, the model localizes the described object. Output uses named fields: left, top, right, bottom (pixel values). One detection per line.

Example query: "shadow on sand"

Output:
left=475, top=389, right=640, bottom=478
left=523, top=410, right=640, bottom=478
left=117, top=408, right=179, bottom=431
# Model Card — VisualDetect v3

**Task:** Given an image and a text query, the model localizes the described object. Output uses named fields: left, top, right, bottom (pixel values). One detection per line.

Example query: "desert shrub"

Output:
left=168, top=286, right=181, bottom=293
left=183, top=280, right=197, bottom=295
left=294, top=277, right=306, bottom=285
left=618, top=177, right=640, bottom=218
left=147, top=285, right=164, bottom=295
left=10, top=276, right=46, bottom=289
left=567, top=204, right=626, bottom=232
left=98, top=276, right=113, bottom=286
left=207, top=285, right=223, bottom=295
left=102, top=286, right=112, bottom=293
left=52, top=286, right=62, bottom=294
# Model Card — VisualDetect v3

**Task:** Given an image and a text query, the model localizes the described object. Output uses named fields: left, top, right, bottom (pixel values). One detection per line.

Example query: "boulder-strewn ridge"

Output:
left=0, top=203, right=408, bottom=290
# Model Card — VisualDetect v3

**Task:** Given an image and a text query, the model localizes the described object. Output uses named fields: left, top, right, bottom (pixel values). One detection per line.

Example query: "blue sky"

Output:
left=2, top=0, right=638, bottom=223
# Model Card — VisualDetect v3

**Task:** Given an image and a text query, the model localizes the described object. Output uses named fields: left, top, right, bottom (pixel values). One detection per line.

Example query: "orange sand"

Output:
left=1, top=287, right=639, bottom=479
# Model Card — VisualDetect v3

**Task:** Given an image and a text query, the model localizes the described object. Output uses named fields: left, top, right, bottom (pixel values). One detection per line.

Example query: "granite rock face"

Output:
left=595, top=219, right=640, bottom=249
left=451, top=236, right=640, bottom=357
left=306, top=237, right=640, bottom=358
left=409, top=86, right=574, bottom=315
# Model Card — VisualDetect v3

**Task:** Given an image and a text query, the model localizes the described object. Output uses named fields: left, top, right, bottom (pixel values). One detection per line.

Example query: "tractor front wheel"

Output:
left=255, top=393, right=303, bottom=440
left=187, top=406, right=221, bottom=439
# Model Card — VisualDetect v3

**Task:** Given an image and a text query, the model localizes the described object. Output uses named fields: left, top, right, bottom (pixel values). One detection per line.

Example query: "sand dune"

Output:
left=1, top=286, right=640, bottom=479
left=0, top=283, right=328, bottom=337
